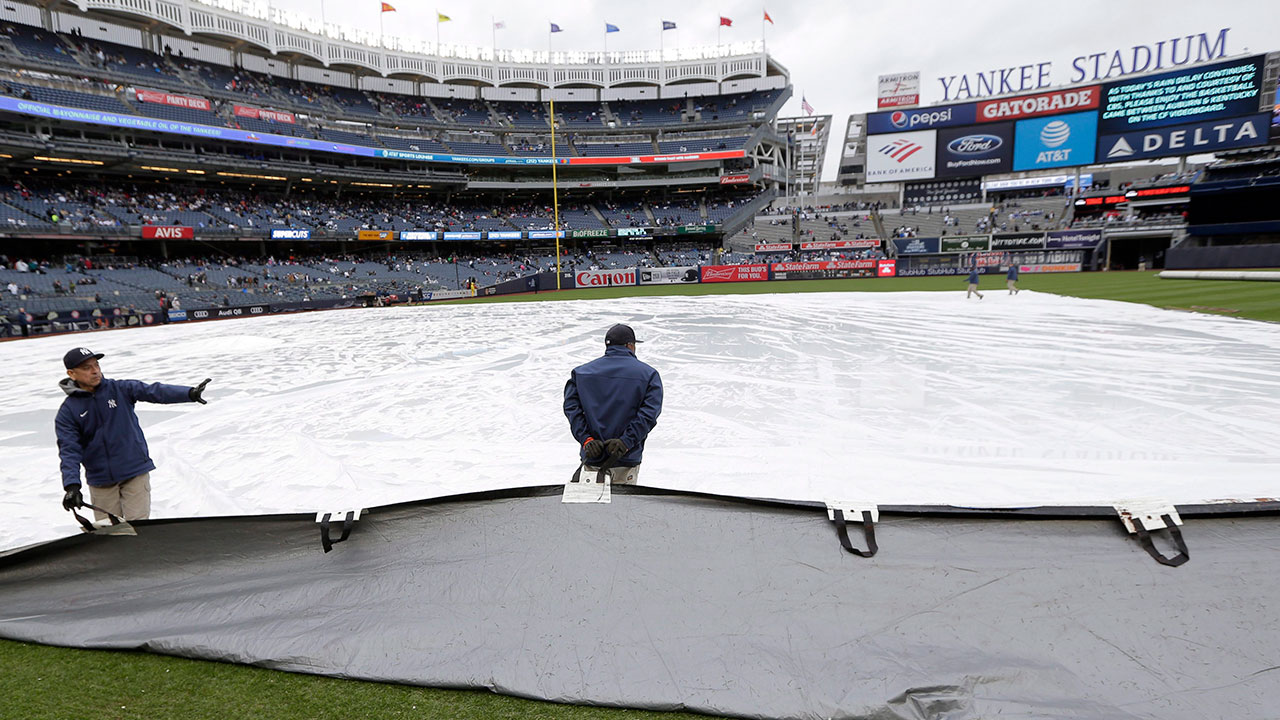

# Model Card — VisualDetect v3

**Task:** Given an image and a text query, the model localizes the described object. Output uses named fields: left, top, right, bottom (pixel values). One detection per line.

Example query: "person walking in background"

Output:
left=564, top=324, right=663, bottom=485
left=1007, top=259, right=1020, bottom=295
left=966, top=266, right=984, bottom=300
left=56, top=347, right=211, bottom=522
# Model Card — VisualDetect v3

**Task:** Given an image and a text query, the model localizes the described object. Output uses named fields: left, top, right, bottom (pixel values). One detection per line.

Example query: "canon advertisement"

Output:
left=575, top=269, right=637, bottom=288
left=700, top=265, right=769, bottom=283
left=866, top=129, right=938, bottom=183
left=770, top=260, right=876, bottom=281
left=638, top=267, right=700, bottom=285
left=934, top=122, right=1014, bottom=177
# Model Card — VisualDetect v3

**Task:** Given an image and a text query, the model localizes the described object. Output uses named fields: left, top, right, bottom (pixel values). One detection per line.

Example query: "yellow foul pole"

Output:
left=550, top=96, right=562, bottom=289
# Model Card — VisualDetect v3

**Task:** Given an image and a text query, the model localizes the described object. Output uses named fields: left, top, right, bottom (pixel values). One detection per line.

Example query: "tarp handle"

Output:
left=832, top=509, right=878, bottom=558
left=571, top=451, right=621, bottom=485
left=320, top=511, right=355, bottom=554
left=1133, top=514, right=1189, bottom=567
left=69, top=502, right=126, bottom=533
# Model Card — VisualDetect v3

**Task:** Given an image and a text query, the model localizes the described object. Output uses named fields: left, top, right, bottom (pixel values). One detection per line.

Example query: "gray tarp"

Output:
left=1, top=488, right=1277, bottom=719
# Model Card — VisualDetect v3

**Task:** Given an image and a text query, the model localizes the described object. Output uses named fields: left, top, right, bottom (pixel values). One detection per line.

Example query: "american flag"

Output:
left=802, top=96, right=814, bottom=115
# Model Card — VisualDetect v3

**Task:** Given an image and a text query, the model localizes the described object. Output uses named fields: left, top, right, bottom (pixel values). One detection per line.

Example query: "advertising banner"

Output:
left=935, top=122, right=1014, bottom=177
left=867, top=104, right=976, bottom=135
left=1020, top=263, right=1082, bottom=273
left=485, top=231, right=523, bottom=240
left=799, top=239, right=880, bottom=250
left=232, top=105, right=296, bottom=124
left=569, top=229, right=610, bottom=238
left=892, top=237, right=942, bottom=255
left=770, top=260, right=876, bottom=281
left=357, top=230, right=396, bottom=241
left=167, top=309, right=187, bottom=322
left=1012, top=111, right=1098, bottom=171
left=895, top=256, right=1003, bottom=276
left=719, top=174, right=751, bottom=184
left=1098, top=55, right=1264, bottom=133
left=983, top=173, right=1092, bottom=191
left=423, top=289, right=476, bottom=300
left=700, top=264, right=769, bottom=283
left=270, top=229, right=311, bottom=240
left=574, top=268, right=637, bottom=288
left=141, top=225, right=193, bottom=239
left=1008, top=249, right=1086, bottom=267
left=903, top=178, right=982, bottom=206
left=528, top=230, right=565, bottom=239
left=399, top=231, right=438, bottom=241
left=877, top=259, right=897, bottom=277
left=755, top=243, right=794, bottom=253
left=877, top=72, right=921, bottom=109
left=638, top=266, right=700, bottom=285
left=1273, top=85, right=1280, bottom=141
left=976, top=86, right=1099, bottom=122
left=676, top=225, right=716, bottom=234
left=941, top=235, right=991, bottom=252
left=1046, top=230, right=1103, bottom=249
left=441, top=231, right=482, bottom=241
left=1097, top=112, right=1269, bottom=162
left=135, top=89, right=211, bottom=111
left=190, top=304, right=270, bottom=320
left=990, top=233, right=1045, bottom=250
left=866, top=129, right=938, bottom=183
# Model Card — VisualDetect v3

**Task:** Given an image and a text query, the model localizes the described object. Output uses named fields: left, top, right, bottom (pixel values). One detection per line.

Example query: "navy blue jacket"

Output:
left=56, top=377, right=194, bottom=488
left=967, top=270, right=980, bottom=284
left=564, top=347, right=663, bottom=466
left=1007, top=265, right=1019, bottom=280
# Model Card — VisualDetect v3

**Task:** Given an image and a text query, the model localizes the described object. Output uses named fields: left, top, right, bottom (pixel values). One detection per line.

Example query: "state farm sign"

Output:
left=575, top=269, right=636, bottom=287
left=141, top=226, right=194, bottom=239
left=699, top=264, right=769, bottom=283
left=799, top=240, right=881, bottom=250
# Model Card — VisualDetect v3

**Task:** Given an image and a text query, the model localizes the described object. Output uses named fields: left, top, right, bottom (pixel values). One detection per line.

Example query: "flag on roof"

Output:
left=380, top=3, right=395, bottom=12
left=662, top=21, right=677, bottom=31
left=436, top=12, right=451, bottom=22
left=764, top=10, right=774, bottom=24
left=550, top=23, right=563, bottom=33
left=605, top=23, right=620, bottom=33
left=719, top=16, right=733, bottom=27
left=802, top=96, right=814, bottom=115
left=494, top=20, right=505, bottom=30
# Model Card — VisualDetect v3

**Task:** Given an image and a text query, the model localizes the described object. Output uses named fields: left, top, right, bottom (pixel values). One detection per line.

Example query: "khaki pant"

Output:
left=584, top=465, right=640, bottom=485
left=1007, top=279, right=1018, bottom=291
left=88, top=472, right=151, bottom=521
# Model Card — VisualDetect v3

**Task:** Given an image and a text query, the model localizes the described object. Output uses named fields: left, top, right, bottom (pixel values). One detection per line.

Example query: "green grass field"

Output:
left=440, top=270, right=1280, bottom=322
left=3, top=268, right=1277, bottom=720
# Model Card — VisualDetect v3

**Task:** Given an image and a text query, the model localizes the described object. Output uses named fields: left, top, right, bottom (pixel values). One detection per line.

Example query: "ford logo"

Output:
left=948, top=134, right=1002, bottom=154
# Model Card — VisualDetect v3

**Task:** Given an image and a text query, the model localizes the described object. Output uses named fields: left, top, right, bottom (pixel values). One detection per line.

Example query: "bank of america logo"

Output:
left=878, top=139, right=923, bottom=163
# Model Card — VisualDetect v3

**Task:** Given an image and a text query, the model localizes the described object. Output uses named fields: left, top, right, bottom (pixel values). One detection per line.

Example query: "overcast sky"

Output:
left=270, top=0, right=1280, bottom=181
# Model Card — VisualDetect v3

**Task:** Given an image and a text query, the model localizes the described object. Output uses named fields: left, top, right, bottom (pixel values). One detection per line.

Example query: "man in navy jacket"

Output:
left=56, top=347, right=210, bottom=521
left=564, top=324, right=663, bottom=485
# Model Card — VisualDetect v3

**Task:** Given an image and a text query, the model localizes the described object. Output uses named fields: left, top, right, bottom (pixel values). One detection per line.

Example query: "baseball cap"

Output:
left=605, top=324, right=642, bottom=346
left=63, top=347, right=104, bottom=369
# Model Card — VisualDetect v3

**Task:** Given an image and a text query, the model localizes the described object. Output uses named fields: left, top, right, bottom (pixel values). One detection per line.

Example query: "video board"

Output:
left=864, top=54, right=1271, bottom=184
left=1097, top=55, right=1264, bottom=133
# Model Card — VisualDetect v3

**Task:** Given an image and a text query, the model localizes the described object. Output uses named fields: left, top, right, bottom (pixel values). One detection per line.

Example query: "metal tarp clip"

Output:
left=316, top=509, right=362, bottom=553
left=825, top=501, right=879, bottom=558
left=1114, top=501, right=1188, bottom=567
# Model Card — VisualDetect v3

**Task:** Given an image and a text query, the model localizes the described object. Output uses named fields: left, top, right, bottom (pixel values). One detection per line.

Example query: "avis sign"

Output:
left=141, top=225, right=194, bottom=239
left=575, top=269, right=636, bottom=288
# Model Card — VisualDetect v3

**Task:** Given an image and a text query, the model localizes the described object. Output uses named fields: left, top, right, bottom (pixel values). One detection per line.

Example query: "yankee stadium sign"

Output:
left=938, top=28, right=1229, bottom=101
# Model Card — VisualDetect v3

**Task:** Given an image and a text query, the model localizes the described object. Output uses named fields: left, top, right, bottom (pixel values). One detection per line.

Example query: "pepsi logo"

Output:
left=948, top=134, right=1002, bottom=154
left=890, top=111, right=908, bottom=128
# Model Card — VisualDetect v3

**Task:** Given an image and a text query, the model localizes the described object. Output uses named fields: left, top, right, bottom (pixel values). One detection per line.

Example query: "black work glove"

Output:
left=189, top=378, right=211, bottom=404
left=583, top=438, right=605, bottom=461
left=604, top=438, right=629, bottom=458
left=62, top=486, right=83, bottom=510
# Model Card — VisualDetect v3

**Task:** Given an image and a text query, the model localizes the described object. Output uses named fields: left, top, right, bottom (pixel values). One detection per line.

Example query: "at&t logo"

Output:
left=1037, top=120, right=1072, bottom=162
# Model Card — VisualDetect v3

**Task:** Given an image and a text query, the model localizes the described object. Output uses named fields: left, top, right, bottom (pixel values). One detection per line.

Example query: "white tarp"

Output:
left=2, top=290, right=1278, bottom=552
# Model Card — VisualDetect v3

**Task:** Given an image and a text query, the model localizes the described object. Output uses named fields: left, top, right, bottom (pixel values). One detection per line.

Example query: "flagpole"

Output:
left=319, top=0, right=326, bottom=35
left=436, top=12, right=440, bottom=52
left=550, top=95, right=561, bottom=290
